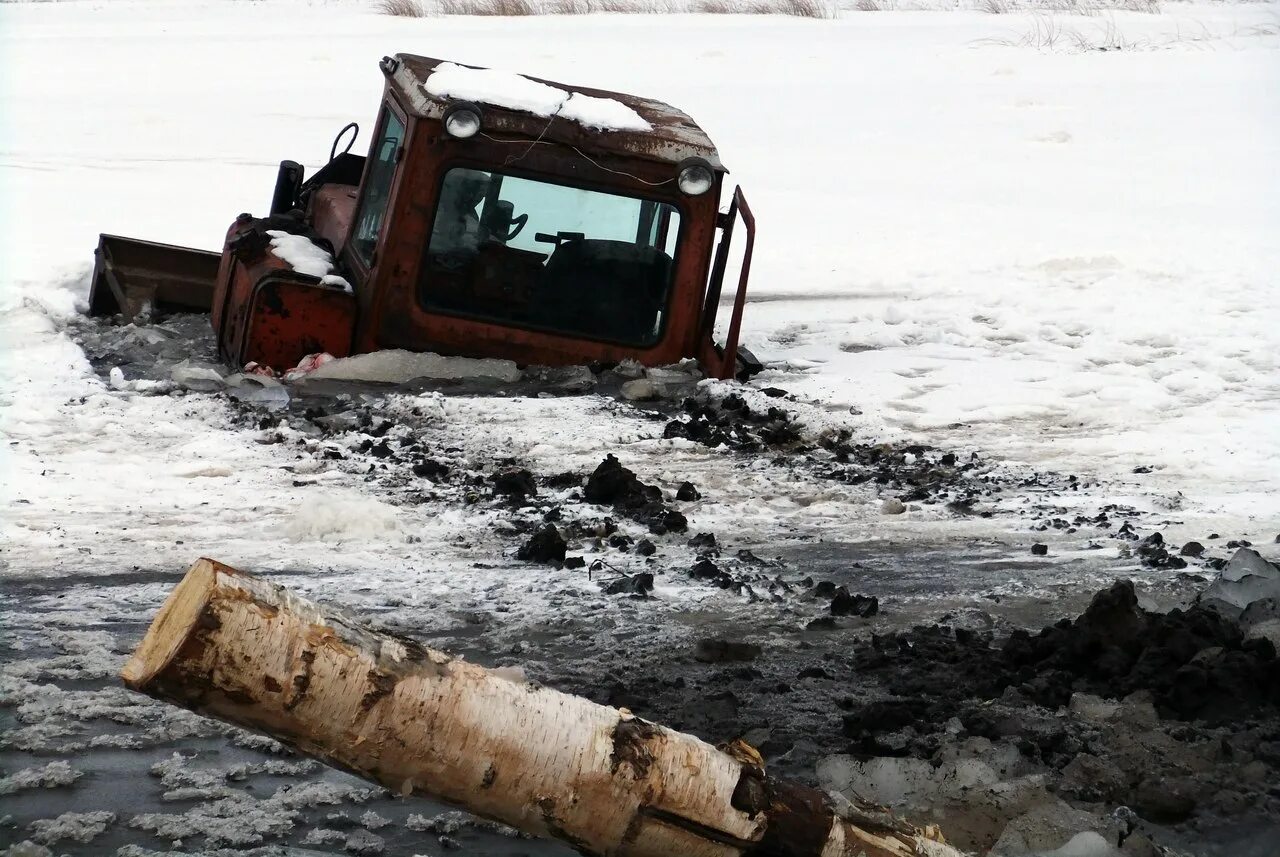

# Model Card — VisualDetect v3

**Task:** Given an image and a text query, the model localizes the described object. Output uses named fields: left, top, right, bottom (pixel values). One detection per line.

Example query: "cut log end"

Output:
left=121, top=557, right=223, bottom=689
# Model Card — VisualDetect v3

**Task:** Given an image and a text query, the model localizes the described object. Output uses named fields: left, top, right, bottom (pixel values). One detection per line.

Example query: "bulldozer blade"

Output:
left=89, top=234, right=221, bottom=320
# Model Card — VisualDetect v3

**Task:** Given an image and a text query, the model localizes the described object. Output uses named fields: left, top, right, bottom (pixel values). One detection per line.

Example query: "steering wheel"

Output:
left=501, top=213, right=529, bottom=242
left=329, top=122, right=359, bottom=163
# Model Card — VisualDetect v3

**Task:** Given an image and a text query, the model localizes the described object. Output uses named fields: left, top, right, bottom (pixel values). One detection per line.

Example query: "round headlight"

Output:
left=443, top=102, right=482, bottom=139
left=677, top=158, right=714, bottom=196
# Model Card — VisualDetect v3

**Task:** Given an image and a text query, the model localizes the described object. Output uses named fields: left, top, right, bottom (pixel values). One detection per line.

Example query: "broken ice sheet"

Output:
left=170, top=360, right=226, bottom=391
left=1202, top=547, right=1280, bottom=609
left=0, top=760, right=83, bottom=795
left=27, top=810, right=116, bottom=845
left=298, top=348, right=521, bottom=385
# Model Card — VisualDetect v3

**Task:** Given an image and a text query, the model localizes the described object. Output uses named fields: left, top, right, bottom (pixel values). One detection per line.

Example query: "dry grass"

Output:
left=980, top=0, right=1159, bottom=13
left=696, top=0, right=834, bottom=16
left=376, top=0, right=429, bottom=16
left=438, top=0, right=537, bottom=13
left=372, top=0, right=840, bottom=16
left=977, top=12, right=1147, bottom=50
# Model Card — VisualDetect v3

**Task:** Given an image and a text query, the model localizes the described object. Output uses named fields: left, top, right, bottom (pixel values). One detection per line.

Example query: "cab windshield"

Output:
left=419, top=168, right=681, bottom=347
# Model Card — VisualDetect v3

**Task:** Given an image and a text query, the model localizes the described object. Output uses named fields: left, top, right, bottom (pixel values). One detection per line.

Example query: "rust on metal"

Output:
left=388, top=54, right=723, bottom=171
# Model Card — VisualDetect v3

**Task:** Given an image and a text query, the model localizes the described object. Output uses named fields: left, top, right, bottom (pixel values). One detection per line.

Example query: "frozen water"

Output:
left=620, top=378, right=659, bottom=401
left=359, top=810, right=390, bottom=830
left=1042, top=832, right=1122, bottom=857
left=170, top=361, right=226, bottom=391
left=991, top=800, right=1123, bottom=857
left=1220, top=548, right=1280, bottom=584
left=228, top=380, right=291, bottom=410
left=300, top=349, right=521, bottom=385
left=817, top=754, right=1003, bottom=807
left=1, top=843, right=52, bottom=857
left=284, top=494, right=403, bottom=543
left=1067, top=693, right=1121, bottom=724
left=618, top=361, right=703, bottom=400
left=1202, top=548, right=1280, bottom=610
left=0, top=761, right=83, bottom=795
left=27, top=810, right=115, bottom=845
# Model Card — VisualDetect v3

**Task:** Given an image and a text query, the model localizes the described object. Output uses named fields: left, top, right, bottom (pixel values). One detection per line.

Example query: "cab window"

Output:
left=419, top=168, right=681, bottom=348
left=350, top=108, right=405, bottom=267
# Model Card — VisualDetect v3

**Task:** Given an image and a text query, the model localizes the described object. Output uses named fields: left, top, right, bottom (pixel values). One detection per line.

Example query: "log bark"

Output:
left=123, top=558, right=962, bottom=857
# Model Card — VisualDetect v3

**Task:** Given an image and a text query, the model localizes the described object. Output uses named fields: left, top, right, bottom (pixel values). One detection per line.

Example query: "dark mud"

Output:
left=846, top=581, right=1279, bottom=727
left=30, top=314, right=1276, bottom=856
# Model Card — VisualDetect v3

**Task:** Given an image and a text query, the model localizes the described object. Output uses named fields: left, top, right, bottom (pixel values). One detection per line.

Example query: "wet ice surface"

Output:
left=7, top=314, right=1271, bottom=857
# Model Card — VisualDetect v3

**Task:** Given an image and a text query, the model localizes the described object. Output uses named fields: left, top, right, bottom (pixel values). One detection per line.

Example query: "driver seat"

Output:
left=537, top=239, right=672, bottom=344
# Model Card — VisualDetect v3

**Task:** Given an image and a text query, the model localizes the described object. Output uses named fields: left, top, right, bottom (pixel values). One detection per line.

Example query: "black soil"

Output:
left=848, top=581, right=1280, bottom=728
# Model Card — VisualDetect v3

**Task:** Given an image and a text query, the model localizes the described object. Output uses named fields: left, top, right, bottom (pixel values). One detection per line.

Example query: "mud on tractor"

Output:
left=88, top=54, right=756, bottom=380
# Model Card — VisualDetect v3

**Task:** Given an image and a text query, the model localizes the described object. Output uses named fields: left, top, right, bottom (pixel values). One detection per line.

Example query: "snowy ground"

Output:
left=2, top=1, right=1279, bottom=855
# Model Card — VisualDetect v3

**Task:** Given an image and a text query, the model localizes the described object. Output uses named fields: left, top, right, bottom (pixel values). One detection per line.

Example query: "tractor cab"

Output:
left=89, top=54, right=755, bottom=379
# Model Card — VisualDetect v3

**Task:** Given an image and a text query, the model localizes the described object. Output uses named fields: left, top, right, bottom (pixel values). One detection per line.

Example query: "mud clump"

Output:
left=850, top=581, right=1280, bottom=726
left=1004, top=580, right=1277, bottom=720
left=694, top=639, right=762, bottom=663
left=830, top=588, right=878, bottom=617
left=663, top=395, right=801, bottom=452
left=820, top=434, right=981, bottom=506
left=491, top=467, right=537, bottom=501
left=583, top=454, right=688, bottom=535
left=516, top=524, right=567, bottom=564
left=603, top=571, right=654, bottom=597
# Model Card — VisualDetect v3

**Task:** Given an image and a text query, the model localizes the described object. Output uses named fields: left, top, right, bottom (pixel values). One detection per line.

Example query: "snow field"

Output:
left=1, top=7, right=1278, bottom=850
left=3, top=0, right=1277, bottom=539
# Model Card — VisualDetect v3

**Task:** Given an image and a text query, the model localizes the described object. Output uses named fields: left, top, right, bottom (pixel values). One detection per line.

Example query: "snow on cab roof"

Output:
left=386, top=54, right=724, bottom=171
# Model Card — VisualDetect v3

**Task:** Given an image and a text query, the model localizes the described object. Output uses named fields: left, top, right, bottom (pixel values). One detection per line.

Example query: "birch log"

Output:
left=123, top=558, right=962, bottom=857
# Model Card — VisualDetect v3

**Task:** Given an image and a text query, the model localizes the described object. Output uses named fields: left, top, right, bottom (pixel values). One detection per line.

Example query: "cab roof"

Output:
left=385, top=53, right=724, bottom=172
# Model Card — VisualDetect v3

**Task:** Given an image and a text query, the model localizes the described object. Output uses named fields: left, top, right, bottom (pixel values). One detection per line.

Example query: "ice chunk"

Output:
left=559, top=92, right=651, bottom=132
left=360, top=810, right=390, bottom=830
left=170, top=361, right=225, bottom=391
left=228, top=378, right=290, bottom=410
left=301, top=349, right=521, bottom=385
left=621, top=378, right=659, bottom=401
left=1220, top=547, right=1279, bottom=583
left=28, top=810, right=115, bottom=845
left=991, top=800, right=1122, bottom=856
left=1043, top=832, right=1122, bottom=857
left=2, top=842, right=52, bottom=857
left=1202, top=548, right=1280, bottom=609
left=523, top=364, right=596, bottom=392
left=1067, top=693, right=1120, bottom=724
left=344, top=829, right=385, bottom=854
left=646, top=360, right=702, bottom=385
left=612, top=358, right=645, bottom=379
left=284, top=494, right=402, bottom=542
left=816, top=755, right=1001, bottom=808
left=0, top=760, right=83, bottom=795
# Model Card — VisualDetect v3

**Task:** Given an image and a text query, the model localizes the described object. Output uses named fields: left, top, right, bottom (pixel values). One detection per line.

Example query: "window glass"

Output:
left=421, top=168, right=681, bottom=348
left=351, top=108, right=405, bottom=267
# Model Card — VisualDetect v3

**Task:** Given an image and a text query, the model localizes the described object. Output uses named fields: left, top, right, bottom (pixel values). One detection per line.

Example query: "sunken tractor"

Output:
left=88, top=54, right=756, bottom=379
